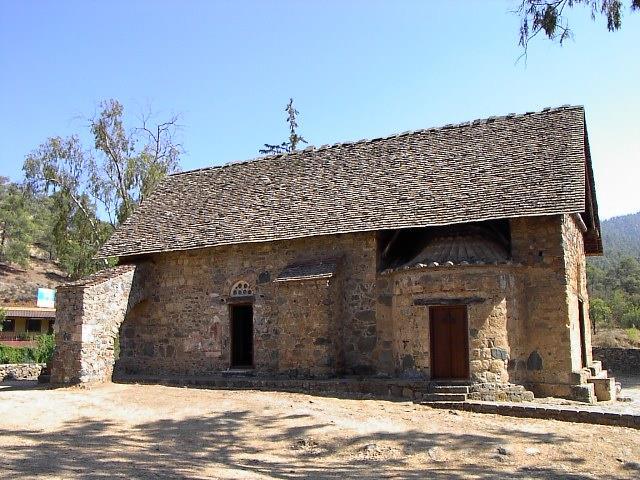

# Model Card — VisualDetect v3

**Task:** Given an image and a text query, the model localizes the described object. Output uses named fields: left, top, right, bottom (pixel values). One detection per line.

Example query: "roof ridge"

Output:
left=169, top=104, right=584, bottom=177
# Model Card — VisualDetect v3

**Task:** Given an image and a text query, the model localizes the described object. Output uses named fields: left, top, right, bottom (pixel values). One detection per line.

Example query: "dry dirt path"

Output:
left=1, top=382, right=639, bottom=479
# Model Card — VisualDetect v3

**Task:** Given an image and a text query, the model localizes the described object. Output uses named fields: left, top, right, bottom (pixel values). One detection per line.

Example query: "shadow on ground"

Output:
left=0, top=403, right=629, bottom=480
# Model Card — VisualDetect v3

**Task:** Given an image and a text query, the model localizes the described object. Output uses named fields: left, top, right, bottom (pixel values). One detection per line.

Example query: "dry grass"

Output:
left=0, top=257, right=68, bottom=306
left=593, top=328, right=640, bottom=348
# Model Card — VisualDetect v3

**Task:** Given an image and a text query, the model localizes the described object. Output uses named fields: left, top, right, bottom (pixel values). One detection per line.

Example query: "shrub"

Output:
left=627, top=327, right=640, bottom=344
left=0, top=334, right=55, bottom=364
left=0, top=345, right=33, bottom=364
left=621, top=306, right=640, bottom=329
left=33, top=334, right=55, bottom=363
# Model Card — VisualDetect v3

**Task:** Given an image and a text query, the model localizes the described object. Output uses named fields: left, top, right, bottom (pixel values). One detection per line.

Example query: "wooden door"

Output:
left=430, top=305, right=469, bottom=379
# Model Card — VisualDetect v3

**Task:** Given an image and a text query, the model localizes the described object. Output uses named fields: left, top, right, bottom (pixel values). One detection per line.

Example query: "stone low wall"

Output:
left=468, top=382, right=534, bottom=402
left=115, top=374, right=534, bottom=403
left=593, top=347, right=640, bottom=375
left=0, top=363, right=45, bottom=381
left=424, top=401, right=640, bottom=430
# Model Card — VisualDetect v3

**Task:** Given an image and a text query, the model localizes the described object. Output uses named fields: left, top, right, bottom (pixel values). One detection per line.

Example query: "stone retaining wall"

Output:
left=424, top=400, right=640, bottom=430
left=593, top=347, right=640, bottom=375
left=0, top=363, right=45, bottom=381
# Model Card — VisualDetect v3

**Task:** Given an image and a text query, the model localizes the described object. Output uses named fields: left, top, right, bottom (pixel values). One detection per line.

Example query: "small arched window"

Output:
left=231, top=280, right=253, bottom=297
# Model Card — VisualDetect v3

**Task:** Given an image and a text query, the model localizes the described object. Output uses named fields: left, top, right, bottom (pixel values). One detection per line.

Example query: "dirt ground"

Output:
left=1, top=382, right=639, bottom=479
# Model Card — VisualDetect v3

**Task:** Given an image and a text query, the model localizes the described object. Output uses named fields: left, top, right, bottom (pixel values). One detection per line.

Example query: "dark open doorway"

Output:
left=230, top=304, right=254, bottom=368
left=578, top=299, right=588, bottom=368
left=430, top=305, right=469, bottom=380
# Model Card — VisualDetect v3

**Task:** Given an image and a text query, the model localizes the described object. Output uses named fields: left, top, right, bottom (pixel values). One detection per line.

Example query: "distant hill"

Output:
left=592, top=211, right=640, bottom=266
left=0, top=255, right=69, bottom=307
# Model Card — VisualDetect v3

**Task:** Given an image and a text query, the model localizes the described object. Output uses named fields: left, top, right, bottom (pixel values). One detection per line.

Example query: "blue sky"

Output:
left=1, top=1, right=638, bottom=219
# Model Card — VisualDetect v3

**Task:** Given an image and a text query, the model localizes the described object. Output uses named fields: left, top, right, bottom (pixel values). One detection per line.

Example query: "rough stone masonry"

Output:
left=50, top=106, right=610, bottom=402
left=52, top=214, right=606, bottom=401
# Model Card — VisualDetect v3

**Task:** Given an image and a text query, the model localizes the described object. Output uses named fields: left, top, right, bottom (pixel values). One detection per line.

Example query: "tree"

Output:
left=590, top=297, right=612, bottom=330
left=23, top=99, right=183, bottom=277
left=89, top=99, right=182, bottom=225
left=259, top=98, right=308, bottom=155
left=517, top=0, right=640, bottom=51
left=0, top=178, right=36, bottom=266
left=23, top=136, right=108, bottom=276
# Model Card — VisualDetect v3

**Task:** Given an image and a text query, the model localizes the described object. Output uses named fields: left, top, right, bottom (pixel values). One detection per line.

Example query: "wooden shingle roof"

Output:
left=99, top=105, right=599, bottom=258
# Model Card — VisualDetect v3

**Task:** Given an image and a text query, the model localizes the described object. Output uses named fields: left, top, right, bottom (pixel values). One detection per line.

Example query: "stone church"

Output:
left=52, top=105, right=615, bottom=402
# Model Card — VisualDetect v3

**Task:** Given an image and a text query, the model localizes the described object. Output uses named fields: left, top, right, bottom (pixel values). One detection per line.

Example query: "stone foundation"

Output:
left=0, top=363, right=45, bottom=381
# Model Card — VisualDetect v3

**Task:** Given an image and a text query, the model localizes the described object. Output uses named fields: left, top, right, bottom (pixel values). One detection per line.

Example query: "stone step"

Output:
left=592, top=369, right=609, bottom=379
left=571, top=383, right=596, bottom=404
left=588, top=361, right=603, bottom=377
left=587, top=376, right=616, bottom=402
left=221, top=369, right=256, bottom=377
left=431, top=379, right=473, bottom=386
left=419, top=393, right=468, bottom=402
left=431, top=385, right=470, bottom=394
left=418, top=400, right=467, bottom=408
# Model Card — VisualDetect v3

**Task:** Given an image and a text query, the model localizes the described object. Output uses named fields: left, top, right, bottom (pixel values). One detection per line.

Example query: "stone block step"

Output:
left=431, top=379, right=473, bottom=386
left=431, top=385, right=470, bottom=394
left=418, top=400, right=467, bottom=408
left=419, top=393, right=468, bottom=402
left=588, top=361, right=603, bottom=377
left=221, top=369, right=256, bottom=377
left=571, top=383, right=596, bottom=404
left=587, top=376, right=616, bottom=401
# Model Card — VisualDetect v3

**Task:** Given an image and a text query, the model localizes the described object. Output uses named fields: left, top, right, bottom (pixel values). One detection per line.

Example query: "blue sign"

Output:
left=37, top=288, right=56, bottom=308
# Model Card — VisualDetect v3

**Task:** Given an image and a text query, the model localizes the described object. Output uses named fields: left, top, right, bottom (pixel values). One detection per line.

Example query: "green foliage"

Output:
left=0, top=178, right=36, bottom=266
left=589, top=298, right=612, bottom=328
left=517, top=0, right=640, bottom=51
left=0, top=344, right=32, bottom=364
left=259, top=98, right=308, bottom=155
left=627, top=327, right=640, bottom=343
left=0, top=308, right=5, bottom=332
left=89, top=99, right=182, bottom=225
left=0, top=334, right=55, bottom=364
left=22, top=99, right=181, bottom=278
left=588, top=212, right=640, bottom=331
left=33, top=334, right=56, bottom=363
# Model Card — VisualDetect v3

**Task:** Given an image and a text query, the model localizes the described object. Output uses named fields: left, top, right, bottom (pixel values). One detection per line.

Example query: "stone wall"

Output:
left=116, top=232, right=377, bottom=377
left=51, top=265, right=141, bottom=384
left=376, top=265, right=523, bottom=383
left=563, top=214, right=593, bottom=372
left=509, top=215, right=583, bottom=396
left=53, top=213, right=594, bottom=397
left=275, top=278, right=341, bottom=377
left=593, top=347, right=640, bottom=375
left=373, top=215, right=587, bottom=393
left=0, top=363, right=45, bottom=381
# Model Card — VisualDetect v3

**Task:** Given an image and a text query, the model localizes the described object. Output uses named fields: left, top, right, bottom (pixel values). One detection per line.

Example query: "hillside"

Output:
left=588, top=211, right=640, bottom=345
left=0, top=255, right=69, bottom=306
left=593, top=211, right=640, bottom=265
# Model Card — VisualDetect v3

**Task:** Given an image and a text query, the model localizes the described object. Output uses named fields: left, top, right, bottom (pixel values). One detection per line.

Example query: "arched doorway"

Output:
left=229, top=281, right=254, bottom=368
